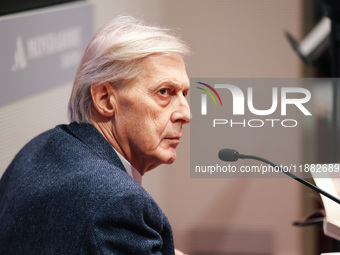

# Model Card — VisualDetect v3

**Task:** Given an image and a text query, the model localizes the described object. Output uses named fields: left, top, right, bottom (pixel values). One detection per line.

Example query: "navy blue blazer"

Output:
left=0, top=122, right=174, bottom=254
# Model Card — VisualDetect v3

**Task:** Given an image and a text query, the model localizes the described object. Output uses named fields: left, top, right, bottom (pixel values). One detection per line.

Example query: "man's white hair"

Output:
left=68, top=16, right=190, bottom=123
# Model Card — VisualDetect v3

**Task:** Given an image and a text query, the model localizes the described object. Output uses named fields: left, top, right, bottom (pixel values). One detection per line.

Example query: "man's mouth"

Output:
left=166, top=136, right=181, bottom=140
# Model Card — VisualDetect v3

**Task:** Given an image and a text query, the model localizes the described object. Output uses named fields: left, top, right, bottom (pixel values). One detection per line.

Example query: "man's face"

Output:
left=112, top=53, right=190, bottom=174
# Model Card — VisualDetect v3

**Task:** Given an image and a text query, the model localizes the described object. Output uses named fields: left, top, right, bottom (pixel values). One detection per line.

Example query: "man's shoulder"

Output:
left=0, top=121, right=164, bottom=228
left=1, top=122, right=131, bottom=208
left=26, top=123, right=157, bottom=209
left=11, top=122, right=122, bottom=169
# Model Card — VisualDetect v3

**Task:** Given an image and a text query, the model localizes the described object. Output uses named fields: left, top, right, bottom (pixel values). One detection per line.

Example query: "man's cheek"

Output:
left=150, top=116, right=165, bottom=132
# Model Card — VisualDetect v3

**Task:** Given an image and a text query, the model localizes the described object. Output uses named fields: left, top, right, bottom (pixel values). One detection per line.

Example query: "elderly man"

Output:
left=0, top=16, right=190, bottom=254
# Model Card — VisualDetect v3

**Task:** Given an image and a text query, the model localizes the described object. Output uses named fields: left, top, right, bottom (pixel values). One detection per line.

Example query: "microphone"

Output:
left=218, top=148, right=340, bottom=205
left=218, top=148, right=240, bottom=162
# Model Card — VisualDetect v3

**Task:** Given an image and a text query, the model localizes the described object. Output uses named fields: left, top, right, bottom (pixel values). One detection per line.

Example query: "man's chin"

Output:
left=165, top=156, right=176, bottom=165
left=144, top=152, right=176, bottom=173
left=158, top=151, right=177, bottom=165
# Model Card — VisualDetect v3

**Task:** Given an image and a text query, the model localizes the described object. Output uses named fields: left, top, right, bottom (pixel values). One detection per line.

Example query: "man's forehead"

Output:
left=140, top=54, right=189, bottom=86
left=142, top=54, right=186, bottom=72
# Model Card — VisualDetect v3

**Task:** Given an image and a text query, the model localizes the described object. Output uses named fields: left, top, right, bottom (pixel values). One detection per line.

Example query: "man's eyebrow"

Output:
left=157, top=79, right=189, bottom=90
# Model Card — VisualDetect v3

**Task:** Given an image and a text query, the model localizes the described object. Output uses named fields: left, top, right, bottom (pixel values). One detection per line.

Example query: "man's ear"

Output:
left=91, top=82, right=116, bottom=118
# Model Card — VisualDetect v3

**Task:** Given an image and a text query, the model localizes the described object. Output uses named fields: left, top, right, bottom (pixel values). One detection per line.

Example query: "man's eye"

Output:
left=159, top=88, right=169, bottom=96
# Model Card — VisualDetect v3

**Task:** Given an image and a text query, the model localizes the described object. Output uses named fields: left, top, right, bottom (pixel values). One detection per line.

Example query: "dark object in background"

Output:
left=0, top=0, right=82, bottom=16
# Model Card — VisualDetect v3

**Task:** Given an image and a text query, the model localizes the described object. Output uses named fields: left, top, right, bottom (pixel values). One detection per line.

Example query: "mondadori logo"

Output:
left=195, top=81, right=312, bottom=128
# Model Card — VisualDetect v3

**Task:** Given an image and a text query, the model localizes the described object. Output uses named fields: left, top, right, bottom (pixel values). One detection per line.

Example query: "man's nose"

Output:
left=170, top=94, right=191, bottom=124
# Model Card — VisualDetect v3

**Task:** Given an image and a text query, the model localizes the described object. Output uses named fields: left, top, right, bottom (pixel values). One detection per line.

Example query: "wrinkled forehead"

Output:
left=117, top=53, right=189, bottom=92
left=140, top=53, right=189, bottom=86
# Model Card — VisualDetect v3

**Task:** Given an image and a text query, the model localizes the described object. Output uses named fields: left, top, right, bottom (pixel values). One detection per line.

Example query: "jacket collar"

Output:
left=66, top=122, right=125, bottom=171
